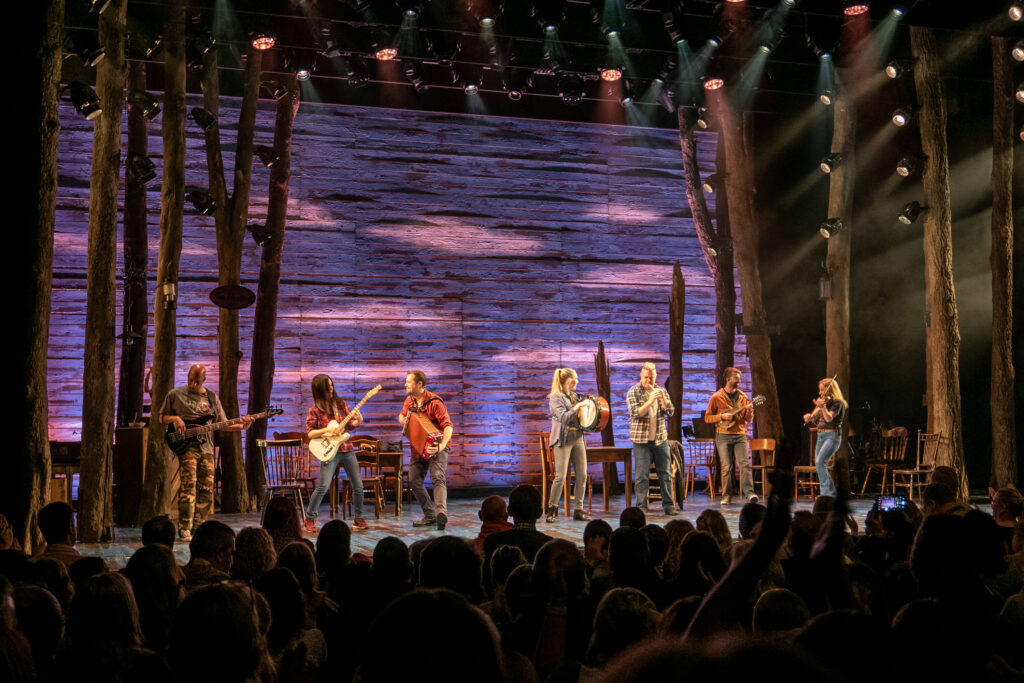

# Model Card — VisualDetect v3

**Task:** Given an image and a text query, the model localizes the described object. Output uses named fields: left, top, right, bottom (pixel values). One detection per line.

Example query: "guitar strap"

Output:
left=411, top=395, right=444, bottom=413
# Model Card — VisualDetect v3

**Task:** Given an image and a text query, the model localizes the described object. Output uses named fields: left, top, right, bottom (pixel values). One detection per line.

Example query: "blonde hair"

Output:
left=549, top=368, right=578, bottom=397
left=819, top=378, right=846, bottom=404
left=641, top=362, right=657, bottom=374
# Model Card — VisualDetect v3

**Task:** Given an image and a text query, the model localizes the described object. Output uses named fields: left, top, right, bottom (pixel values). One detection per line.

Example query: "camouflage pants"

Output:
left=178, top=448, right=215, bottom=532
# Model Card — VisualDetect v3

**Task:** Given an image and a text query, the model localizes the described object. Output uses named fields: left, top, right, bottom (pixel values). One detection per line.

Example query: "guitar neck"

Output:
left=184, top=411, right=265, bottom=437
left=333, top=386, right=382, bottom=432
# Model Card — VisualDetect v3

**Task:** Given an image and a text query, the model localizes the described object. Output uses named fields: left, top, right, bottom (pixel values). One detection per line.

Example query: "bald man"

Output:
left=161, top=365, right=252, bottom=540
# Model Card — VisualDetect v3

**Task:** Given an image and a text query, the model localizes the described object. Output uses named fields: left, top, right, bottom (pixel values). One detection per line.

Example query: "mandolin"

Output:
left=717, top=395, right=766, bottom=430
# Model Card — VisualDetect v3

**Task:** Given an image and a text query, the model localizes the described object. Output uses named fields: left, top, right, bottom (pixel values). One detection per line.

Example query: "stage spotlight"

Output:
left=896, top=155, right=923, bottom=177
left=558, top=73, right=585, bottom=106
left=251, top=31, right=276, bottom=50
left=188, top=107, right=217, bottom=131
left=376, top=47, right=398, bottom=61
left=465, top=83, right=479, bottom=95
left=347, top=58, right=369, bottom=87
left=1011, top=3, right=1024, bottom=21
left=702, top=173, right=722, bottom=194
left=819, top=88, right=836, bottom=105
left=696, top=107, right=711, bottom=129
left=126, top=153, right=156, bottom=184
left=843, top=3, right=869, bottom=16
left=129, top=89, right=160, bottom=120
left=891, top=107, right=912, bottom=126
left=819, top=218, right=844, bottom=239
left=704, top=78, right=724, bottom=90
left=759, top=42, right=773, bottom=54
left=885, top=60, right=911, bottom=79
left=247, top=223, right=272, bottom=246
left=600, top=67, right=622, bottom=82
left=819, top=153, right=843, bottom=174
left=481, top=16, right=494, bottom=27
left=890, top=5, right=906, bottom=18
left=297, top=69, right=311, bottom=81
left=403, top=61, right=429, bottom=93
left=1013, top=41, right=1024, bottom=61
left=68, top=81, right=102, bottom=120
left=898, top=200, right=924, bottom=224
left=187, top=190, right=216, bottom=216
left=1016, top=81, right=1024, bottom=103
left=254, top=146, right=279, bottom=168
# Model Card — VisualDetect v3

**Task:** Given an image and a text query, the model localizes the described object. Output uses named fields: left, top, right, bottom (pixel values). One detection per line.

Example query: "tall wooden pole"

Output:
left=989, top=36, right=1016, bottom=490
left=78, top=0, right=126, bottom=542
left=4, top=0, right=63, bottom=552
left=910, top=27, right=968, bottom=499
left=245, top=76, right=299, bottom=497
left=139, top=0, right=187, bottom=523
left=593, top=341, right=619, bottom=494
left=668, top=263, right=685, bottom=442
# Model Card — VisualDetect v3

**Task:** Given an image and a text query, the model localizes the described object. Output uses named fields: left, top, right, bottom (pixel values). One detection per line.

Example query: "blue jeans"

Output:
left=815, top=431, right=840, bottom=498
left=716, top=433, right=754, bottom=500
left=410, top=447, right=448, bottom=517
left=306, top=450, right=363, bottom=519
left=633, top=440, right=675, bottom=511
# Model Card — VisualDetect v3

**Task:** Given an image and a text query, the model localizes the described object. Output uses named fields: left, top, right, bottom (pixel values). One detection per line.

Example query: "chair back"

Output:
left=258, top=439, right=305, bottom=487
left=349, top=435, right=381, bottom=478
left=880, top=427, right=909, bottom=464
left=274, top=430, right=316, bottom=481
left=539, top=434, right=555, bottom=481
left=750, top=438, right=776, bottom=467
left=917, top=431, right=941, bottom=468
left=685, top=438, right=715, bottom=465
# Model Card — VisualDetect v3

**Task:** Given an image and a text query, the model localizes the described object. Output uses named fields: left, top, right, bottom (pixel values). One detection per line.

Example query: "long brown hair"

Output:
left=311, top=374, right=339, bottom=417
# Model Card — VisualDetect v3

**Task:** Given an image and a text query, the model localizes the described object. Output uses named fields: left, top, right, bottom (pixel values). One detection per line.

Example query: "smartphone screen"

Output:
left=876, top=494, right=907, bottom=512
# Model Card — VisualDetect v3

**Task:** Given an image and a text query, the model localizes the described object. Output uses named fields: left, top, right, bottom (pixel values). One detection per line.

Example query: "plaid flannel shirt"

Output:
left=626, top=383, right=674, bottom=443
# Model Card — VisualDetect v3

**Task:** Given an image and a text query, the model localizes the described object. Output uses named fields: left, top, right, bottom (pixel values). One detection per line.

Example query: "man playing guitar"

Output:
left=705, top=367, right=757, bottom=505
left=398, top=370, right=454, bottom=531
left=161, top=364, right=253, bottom=540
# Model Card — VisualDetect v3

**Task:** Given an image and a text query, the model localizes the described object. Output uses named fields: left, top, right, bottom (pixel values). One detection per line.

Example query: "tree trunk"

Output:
left=713, top=135, right=736, bottom=381
left=202, top=46, right=262, bottom=513
left=4, top=0, right=63, bottom=552
left=594, top=340, right=620, bottom=494
left=245, top=75, right=298, bottom=497
left=707, top=90, right=784, bottom=441
left=989, top=36, right=1016, bottom=490
left=911, top=26, right=968, bottom=500
left=668, top=263, right=685, bottom=442
left=140, top=0, right=187, bottom=524
left=677, top=114, right=734, bottom=384
left=117, top=60, right=149, bottom=428
left=78, top=0, right=126, bottom=542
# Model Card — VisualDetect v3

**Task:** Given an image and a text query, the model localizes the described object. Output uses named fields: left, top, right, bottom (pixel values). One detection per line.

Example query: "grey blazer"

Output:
left=549, top=393, right=583, bottom=447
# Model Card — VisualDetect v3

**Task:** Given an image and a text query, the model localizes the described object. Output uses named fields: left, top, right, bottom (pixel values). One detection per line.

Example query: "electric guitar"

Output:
left=717, top=394, right=766, bottom=430
left=309, top=385, right=383, bottom=462
left=165, top=407, right=283, bottom=455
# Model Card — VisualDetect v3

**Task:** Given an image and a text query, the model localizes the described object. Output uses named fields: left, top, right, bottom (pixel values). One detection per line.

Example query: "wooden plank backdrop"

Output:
left=50, top=98, right=747, bottom=489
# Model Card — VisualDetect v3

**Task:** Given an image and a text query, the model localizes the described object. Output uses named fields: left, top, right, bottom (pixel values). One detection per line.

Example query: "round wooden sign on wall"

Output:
left=209, top=284, right=256, bottom=310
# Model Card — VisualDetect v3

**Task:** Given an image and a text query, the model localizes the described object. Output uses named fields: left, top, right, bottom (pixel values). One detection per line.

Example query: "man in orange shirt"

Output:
left=704, top=367, right=756, bottom=505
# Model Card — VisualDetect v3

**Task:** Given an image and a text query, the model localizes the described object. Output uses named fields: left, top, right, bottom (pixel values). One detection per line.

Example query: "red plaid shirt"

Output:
left=400, top=391, right=454, bottom=459
left=306, top=399, right=354, bottom=453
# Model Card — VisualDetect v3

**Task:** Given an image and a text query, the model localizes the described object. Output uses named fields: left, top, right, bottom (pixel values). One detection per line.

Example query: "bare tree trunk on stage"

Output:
left=140, top=0, right=187, bottom=523
left=245, top=76, right=298, bottom=497
left=713, top=136, right=736, bottom=380
left=117, top=61, right=149, bottom=428
left=989, top=36, right=1016, bottom=490
left=668, top=263, right=685, bottom=442
left=911, top=27, right=968, bottom=500
left=678, top=113, right=734, bottom=384
left=201, top=46, right=262, bottom=512
left=707, top=92, right=784, bottom=441
left=78, top=0, right=126, bottom=542
left=4, top=0, right=63, bottom=552
left=594, top=341, right=619, bottom=494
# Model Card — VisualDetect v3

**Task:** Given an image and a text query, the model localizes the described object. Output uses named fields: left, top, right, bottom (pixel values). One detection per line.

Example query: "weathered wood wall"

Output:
left=51, top=99, right=745, bottom=489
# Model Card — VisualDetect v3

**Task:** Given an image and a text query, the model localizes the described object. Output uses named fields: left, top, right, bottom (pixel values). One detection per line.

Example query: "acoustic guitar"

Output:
left=165, top=407, right=283, bottom=455
left=309, top=385, right=383, bottom=463
left=717, top=394, right=766, bottom=430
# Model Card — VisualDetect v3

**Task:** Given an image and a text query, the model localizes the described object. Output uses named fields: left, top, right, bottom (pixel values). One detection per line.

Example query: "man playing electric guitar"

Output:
left=398, top=370, right=454, bottom=531
left=705, top=367, right=757, bottom=505
left=161, top=364, right=254, bottom=540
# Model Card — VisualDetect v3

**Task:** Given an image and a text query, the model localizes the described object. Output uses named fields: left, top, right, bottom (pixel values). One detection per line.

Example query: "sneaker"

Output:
left=303, top=519, right=317, bottom=534
left=436, top=513, right=448, bottom=531
left=573, top=509, right=590, bottom=522
left=178, top=528, right=192, bottom=541
left=747, top=495, right=759, bottom=504
left=413, top=516, right=437, bottom=528
left=719, top=496, right=732, bottom=505
left=352, top=518, right=368, bottom=530
left=664, top=506, right=679, bottom=516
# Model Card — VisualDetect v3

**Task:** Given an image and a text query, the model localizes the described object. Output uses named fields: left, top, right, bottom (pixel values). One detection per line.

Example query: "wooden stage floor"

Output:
left=73, top=492, right=887, bottom=569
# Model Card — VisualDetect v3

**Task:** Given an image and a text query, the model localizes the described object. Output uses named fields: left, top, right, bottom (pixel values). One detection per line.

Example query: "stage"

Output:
left=73, top=491, right=897, bottom=569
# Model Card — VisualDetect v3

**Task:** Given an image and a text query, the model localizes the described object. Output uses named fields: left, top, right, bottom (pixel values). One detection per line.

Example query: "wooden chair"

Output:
left=273, top=430, right=317, bottom=499
left=860, top=427, right=909, bottom=495
left=794, top=429, right=820, bottom=501
left=341, top=435, right=385, bottom=520
left=539, top=433, right=593, bottom=516
left=892, top=430, right=940, bottom=500
left=377, top=442, right=409, bottom=516
left=682, top=439, right=716, bottom=499
left=257, top=439, right=308, bottom=524
left=749, top=438, right=776, bottom=500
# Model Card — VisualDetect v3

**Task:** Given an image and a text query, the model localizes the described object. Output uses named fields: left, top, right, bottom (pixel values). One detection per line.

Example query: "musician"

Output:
left=626, top=362, right=678, bottom=516
left=802, top=377, right=847, bottom=499
left=398, top=370, right=454, bottom=531
left=304, top=374, right=366, bottom=532
left=546, top=368, right=590, bottom=523
left=160, top=364, right=253, bottom=541
left=705, top=367, right=755, bottom=505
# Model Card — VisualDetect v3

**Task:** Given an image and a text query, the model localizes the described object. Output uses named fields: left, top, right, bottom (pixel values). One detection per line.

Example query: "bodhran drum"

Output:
left=574, top=395, right=610, bottom=432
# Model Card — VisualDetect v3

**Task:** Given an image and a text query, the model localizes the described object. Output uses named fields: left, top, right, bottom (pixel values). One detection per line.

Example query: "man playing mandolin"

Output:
left=705, top=367, right=757, bottom=505
left=161, top=364, right=254, bottom=541
left=399, top=370, right=454, bottom=531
